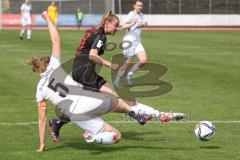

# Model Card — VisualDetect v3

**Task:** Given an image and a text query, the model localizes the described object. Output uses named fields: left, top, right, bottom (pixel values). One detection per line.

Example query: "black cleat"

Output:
left=128, top=111, right=152, bottom=125
left=48, top=119, right=61, bottom=142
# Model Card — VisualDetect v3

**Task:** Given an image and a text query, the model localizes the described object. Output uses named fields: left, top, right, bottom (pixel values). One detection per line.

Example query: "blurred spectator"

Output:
left=76, top=8, right=83, bottom=30
left=48, top=2, right=58, bottom=26
left=19, top=0, right=32, bottom=41
left=3, top=0, right=10, bottom=13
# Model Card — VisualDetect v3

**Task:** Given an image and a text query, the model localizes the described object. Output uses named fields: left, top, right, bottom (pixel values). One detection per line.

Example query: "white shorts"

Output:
left=122, top=39, right=146, bottom=58
left=72, top=117, right=106, bottom=135
left=21, top=16, right=31, bottom=26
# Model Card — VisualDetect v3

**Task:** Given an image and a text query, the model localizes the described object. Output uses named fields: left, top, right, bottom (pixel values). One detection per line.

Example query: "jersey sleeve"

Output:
left=125, top=11, right=135, bottom=24
left=91, top=34, right=106, bottom=52
left=47, top=55, right=61, bottom=70
left=36, top=82, right=47, bottom=108
left=36, top=81, right=44, bottom=102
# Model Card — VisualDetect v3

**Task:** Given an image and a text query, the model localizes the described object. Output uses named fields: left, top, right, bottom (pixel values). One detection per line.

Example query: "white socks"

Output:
left=27, top=29, right=31, bottom=40
left=19, top=29, right=31, bottom=40
left=131, top=102, right=163, bottom=118
left=20, top=29, right=25, bottom=37
left=94, top=132, right=117, bottom=144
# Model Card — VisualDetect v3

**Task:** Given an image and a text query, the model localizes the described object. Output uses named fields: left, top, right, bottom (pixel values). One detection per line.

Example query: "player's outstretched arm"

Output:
left=36, top=105, right=48, bottom=152
left=119, top=21, right=136, bottom=30
left=41, top=11, right=61, bottom=59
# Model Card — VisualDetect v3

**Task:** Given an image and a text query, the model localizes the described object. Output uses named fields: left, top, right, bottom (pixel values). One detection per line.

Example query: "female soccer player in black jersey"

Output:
left=72, top=11, right=120, bottom=94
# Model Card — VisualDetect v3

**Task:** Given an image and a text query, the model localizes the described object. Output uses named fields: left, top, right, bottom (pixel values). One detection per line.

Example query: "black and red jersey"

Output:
left=76, top=27, right=107, bottom=57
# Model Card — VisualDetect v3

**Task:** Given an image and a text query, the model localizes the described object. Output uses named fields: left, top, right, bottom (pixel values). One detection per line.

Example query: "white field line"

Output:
left=1, top=120, right=240, bottom=126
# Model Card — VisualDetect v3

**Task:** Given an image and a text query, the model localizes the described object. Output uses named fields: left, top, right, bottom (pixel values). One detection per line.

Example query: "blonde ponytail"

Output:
left=26, top=56, right=50, bottom=73
left=97, top=10, right=119, bottom=29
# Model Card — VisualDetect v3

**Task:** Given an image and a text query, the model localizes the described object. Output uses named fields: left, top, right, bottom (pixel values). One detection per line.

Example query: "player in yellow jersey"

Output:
left=48, top=2, right=58, bottom=25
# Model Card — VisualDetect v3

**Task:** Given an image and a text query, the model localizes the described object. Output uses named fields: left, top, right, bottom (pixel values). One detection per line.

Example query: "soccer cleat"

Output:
left=19, top=36, right=23, bottom=40
left=128, top=111, right=152, bottom=125
left=159, top=112, right=186, bottom=123
left=138, top=114, right=152, bottom=125
left=83, top=131, right=95, bottom=143
left=48, top=119, right=61, bottom=142
left=126, top=74, right=133, bottom=85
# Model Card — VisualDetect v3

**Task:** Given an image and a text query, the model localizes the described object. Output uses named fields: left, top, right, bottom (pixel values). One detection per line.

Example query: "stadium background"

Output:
left=2, top=0, right=240, bottom=27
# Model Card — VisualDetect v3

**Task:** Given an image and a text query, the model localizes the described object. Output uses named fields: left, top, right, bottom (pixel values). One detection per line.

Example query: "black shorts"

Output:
left=72, top=56, right=107, bottom=92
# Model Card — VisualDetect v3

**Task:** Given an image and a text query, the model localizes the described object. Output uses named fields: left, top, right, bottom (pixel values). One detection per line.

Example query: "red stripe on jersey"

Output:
left=76, top=31, right=92, bottom=56
left=89, top=28, right=97, bottom=33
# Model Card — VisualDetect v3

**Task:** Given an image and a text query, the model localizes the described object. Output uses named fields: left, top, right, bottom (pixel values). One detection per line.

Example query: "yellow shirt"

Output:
left=48, top=5, right=58, bottom=22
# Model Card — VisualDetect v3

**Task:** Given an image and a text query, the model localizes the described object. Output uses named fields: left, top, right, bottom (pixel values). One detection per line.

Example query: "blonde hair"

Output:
left=27, top=56, right=50, bottom=73
left=97, top=11, right=119, bottom=29
left=135, top=0, right=143, bottom=4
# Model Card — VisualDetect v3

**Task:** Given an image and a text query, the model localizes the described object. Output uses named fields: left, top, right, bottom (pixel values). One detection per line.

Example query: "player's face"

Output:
left=25, top=0, right=30, bottom=4
left=105, top=18, right=119, bottom=35
left=134, top=1, right=143, bottom=13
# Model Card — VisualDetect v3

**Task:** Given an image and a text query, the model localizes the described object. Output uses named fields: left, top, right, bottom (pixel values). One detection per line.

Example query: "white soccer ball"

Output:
left=194, top=121, right=216, bottom=141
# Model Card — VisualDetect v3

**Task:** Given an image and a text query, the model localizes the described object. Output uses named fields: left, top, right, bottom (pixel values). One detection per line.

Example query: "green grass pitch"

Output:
left=0, top=30, right=239, bottom=160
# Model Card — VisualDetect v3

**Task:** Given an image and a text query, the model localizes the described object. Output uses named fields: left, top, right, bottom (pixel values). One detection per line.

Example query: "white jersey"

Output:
left=35, top=55, right=86, bottom=105
left=124, top=11, right=144, bottom=41
left=20, top=3, right=31, bottom=18
left=36, top=55, right=111, bottom=117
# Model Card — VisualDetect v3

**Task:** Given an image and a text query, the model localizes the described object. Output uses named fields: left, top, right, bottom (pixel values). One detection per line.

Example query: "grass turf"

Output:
left=0, top=30, right=239, bottom=160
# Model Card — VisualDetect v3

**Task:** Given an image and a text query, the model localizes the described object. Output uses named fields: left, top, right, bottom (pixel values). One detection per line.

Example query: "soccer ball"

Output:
left=194, top=121, right=216, bottom=141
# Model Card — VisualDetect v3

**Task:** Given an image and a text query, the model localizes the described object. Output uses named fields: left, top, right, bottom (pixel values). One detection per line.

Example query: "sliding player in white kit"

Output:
left=114, top=0, right=148, bottom=87
left=19, top=0, right=32, bottom=41
left=28, top=11, right=185, bottom=152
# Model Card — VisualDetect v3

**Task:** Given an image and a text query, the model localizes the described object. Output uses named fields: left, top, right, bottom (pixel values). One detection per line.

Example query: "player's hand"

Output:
left=41, top=11, right=48, bottom=21
left=36, top=143, right=45, bottom=152
left=110, top=63, right=119, bottom=71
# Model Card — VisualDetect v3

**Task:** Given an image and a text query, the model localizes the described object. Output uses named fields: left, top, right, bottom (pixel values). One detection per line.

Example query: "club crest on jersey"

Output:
left=97, top=40, right=103, bottom=48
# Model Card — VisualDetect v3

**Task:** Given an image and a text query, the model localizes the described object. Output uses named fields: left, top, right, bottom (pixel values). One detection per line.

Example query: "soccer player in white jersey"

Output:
left=114, top=0, right=148, bottom=87
left=19, top=0, right=32, bottom=41
left=28, top=11, right=185, bottom=152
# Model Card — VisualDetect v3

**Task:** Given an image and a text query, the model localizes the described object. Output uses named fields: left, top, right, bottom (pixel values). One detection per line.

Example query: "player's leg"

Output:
left=126, top=42, right=147, bottom=85
left=27, top=25, right=31, bottom=41
left=48, top=111, right=70, bottom=142
left=114, top=39, right=137, bottom=87
left=109, top=92, right=185, bottom=125
left=130, top=102, right=186, bottom=123
left=26, top=17, right=32, bottom=41
left=19, top=18, right=26, bottom=40
left=100, top=82, right=119, bottom=98
left=114, top=57, right=132, bottom=87
left=73, top=118, right=121, bottom=144
left=99, top=83, right=184, bottom=124
left=128, top=52, right=147, bottom=75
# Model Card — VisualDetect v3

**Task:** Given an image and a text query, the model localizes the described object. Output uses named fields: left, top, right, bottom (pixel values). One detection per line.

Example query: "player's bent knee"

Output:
left=115, top=132, right=122, bottom=143
left=139, top=61, right=147, bottom=67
